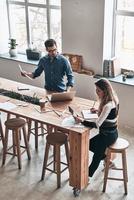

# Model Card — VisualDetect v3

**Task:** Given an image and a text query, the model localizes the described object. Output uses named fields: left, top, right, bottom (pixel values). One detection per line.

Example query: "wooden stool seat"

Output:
left=5, top=118, right=26, bottom=129
left=109, top=138, right=129, bottom=151
left=103, top=137, right=129, bottom=195
left=41, top=131, right=70, bottom=188
left=47, top=132, right=68, bottom=145
left=2, top=118, right=31, bottom=169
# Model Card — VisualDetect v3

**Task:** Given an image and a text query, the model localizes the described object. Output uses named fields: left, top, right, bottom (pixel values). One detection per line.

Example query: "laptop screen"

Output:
left=47, top=91, right=76, bottom=102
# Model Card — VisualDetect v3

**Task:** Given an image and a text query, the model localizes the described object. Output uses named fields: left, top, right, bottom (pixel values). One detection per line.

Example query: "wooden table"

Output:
left=0, top=77, right=94, bottom=196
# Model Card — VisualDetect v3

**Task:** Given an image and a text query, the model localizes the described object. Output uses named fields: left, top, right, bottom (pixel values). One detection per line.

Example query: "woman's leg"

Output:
left=89, top=134, right=107, bottom=177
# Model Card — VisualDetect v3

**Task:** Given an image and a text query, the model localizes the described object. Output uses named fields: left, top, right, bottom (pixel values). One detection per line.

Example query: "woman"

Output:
left=75, top=78, right=119, bottom=177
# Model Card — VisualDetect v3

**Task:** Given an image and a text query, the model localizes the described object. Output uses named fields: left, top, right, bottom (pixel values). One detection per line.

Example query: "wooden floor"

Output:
left=0, top=113, right=134, bottom=200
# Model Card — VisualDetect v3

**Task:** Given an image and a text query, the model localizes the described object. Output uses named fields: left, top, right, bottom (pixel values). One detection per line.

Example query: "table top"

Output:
left=0, top=77, right=95, bottom=134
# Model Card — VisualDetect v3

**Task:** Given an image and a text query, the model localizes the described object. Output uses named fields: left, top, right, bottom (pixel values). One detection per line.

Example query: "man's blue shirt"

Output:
left=32, top=54, right=74, bottom=92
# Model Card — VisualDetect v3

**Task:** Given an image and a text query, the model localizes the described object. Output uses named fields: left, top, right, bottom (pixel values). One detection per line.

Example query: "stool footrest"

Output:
left=110, top=167, right=123, bottom=171
left=6, top=149, right=26, bottom=156
left=45, top=166, right=68, bottom=174
left=107, top=177, right=124, bottom=181
left=46, top=160, right=68, bottom=174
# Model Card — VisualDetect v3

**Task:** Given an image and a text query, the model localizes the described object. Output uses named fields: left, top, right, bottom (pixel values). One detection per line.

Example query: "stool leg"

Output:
left=53, top=145, right=56, bottom=171
left=65, top=142, right=70, bottom=167
left=103, top=150, right=111, bottom=192
left=41, top=143, right=50, bottom=180
left=41, top=123, right=44, bottom=135
left=27, top=119, right=32, bottom=141
left=22, top=126, right=31, bottom=160
left=12, top=131, right=16, bottom=156
left=2, top=127, right=9, bottom=166
left=0, top=119, right=4, bottom=146
left=35, top=121, right=38, bottom=150
left=122, top=150, right=128, bottom=195
left=56, top=144, right=61, bottom=188
left=15, top=129, right=22, bottom=169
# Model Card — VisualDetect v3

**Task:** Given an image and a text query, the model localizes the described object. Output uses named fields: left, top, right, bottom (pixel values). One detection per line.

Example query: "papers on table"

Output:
left=18, top=64, right=33, bottom=80
left=61, top=116, right=84, bottom=128
left=0, top=102, right=17, bottom=110
left=81, top=109, right=98, bottom=120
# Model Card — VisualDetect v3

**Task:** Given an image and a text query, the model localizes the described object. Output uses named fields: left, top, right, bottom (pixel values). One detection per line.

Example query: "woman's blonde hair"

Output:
left=95, top=78, right=119, bottom=114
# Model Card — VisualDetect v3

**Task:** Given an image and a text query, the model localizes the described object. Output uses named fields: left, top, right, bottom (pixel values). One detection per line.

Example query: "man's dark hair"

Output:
left=44, top=39, right=57, bottom=48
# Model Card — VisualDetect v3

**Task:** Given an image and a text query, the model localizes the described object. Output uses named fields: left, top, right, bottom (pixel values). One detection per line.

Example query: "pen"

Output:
left=52, top=109, right=61, bottom=117
left=17, top=87, right=30, bottom=91
left=92, top=101, right=96, bottom=108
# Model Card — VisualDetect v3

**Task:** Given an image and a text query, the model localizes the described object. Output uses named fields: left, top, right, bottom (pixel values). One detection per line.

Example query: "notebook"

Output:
left=47, top=91, right=76, bottom=102
left=81, top=109, right=98, bottom=120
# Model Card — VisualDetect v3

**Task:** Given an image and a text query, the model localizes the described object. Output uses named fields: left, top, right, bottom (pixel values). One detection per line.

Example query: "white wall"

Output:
left=110, top=82, right=134, bottom=130
left=0, top=59, right=44, bottom=88
left=61, top=0, right=105, bottom=75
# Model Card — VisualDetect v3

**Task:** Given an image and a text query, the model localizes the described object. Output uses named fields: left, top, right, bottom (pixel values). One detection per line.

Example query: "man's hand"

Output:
left=21, top=70, right=27, bottom=77
left=21, top=71, right=33, bottom=79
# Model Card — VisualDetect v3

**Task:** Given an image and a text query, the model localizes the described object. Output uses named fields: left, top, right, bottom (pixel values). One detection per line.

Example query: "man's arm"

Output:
left=21, top=58, right=44, bottom=79
left=64, top=58, right=74, bottom=90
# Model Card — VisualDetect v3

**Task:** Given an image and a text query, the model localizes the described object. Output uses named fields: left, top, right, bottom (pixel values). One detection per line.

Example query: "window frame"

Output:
left=6, top=0, right=61, bottom=50
left=112, top=0, right=134, bottom=61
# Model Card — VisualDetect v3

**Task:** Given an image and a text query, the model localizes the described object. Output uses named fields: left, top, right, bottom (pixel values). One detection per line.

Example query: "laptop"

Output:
left=47, top=91, right=76, bottom=102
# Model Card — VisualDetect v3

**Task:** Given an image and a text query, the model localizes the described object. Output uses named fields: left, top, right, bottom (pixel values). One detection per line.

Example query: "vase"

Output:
left=9, top=48, right=17, bottom=57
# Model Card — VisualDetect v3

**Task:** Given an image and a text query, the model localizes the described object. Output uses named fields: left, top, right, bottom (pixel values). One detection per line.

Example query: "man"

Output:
left=21, top=39, right=74, bottom=92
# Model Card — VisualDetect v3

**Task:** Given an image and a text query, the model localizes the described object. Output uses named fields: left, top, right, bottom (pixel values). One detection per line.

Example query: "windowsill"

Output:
left=0, top=52, right=39, bottom=66
left=94, top=74, right=134, bottom=87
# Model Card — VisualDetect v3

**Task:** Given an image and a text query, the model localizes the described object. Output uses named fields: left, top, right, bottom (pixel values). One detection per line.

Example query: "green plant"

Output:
left=9, top=38, right=18, bottom=49
left=0, top=89, right=40, bottom=105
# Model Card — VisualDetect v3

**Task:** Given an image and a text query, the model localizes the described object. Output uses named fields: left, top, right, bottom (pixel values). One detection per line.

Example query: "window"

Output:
left=113, top=0, right=134, bottom=70
left=6, top=0, right=61, bottom=53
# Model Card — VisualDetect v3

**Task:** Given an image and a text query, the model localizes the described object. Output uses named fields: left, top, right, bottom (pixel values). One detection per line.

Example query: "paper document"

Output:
left=18, top=64, right=33, bottom=80
left=81, top=109, right=98, bottom=119
left=0, top=102, right=17, bottom=110
left=61, top=116, right=84, bottom=128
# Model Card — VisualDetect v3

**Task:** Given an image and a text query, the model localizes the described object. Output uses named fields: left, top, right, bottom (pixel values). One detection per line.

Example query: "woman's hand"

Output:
left=73, top=115, right=82, bottom=124
left=90, top=107, right=98, bottom=113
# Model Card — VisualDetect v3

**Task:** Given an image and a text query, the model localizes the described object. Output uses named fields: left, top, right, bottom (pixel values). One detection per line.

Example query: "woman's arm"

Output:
left=96, top=102, right=113, bottom=127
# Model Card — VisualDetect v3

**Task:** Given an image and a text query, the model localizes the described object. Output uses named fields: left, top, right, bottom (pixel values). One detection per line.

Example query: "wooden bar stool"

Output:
left=41, top=131, right=70, bottom=188
left=103, top=137, right=129, bottom=195
left=27, top=119, right=48, bottom=150
left=2, top=118, right=31, bottom=169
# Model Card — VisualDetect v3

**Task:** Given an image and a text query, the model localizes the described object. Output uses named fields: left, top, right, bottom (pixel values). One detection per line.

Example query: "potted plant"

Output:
left=9, top=38, right=18, bottom=57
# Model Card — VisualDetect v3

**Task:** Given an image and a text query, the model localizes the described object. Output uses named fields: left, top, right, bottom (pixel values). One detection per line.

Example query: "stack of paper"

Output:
left=81, top=110, right=98, bottom=120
